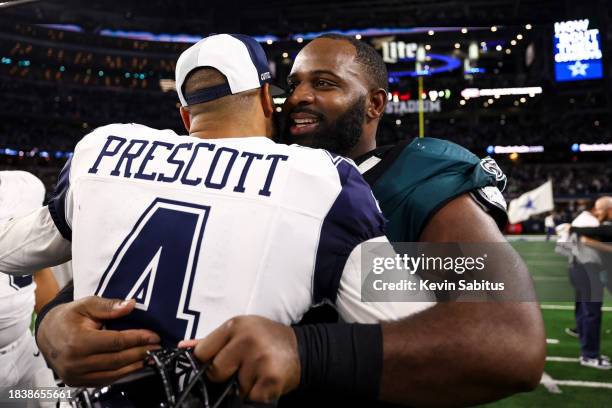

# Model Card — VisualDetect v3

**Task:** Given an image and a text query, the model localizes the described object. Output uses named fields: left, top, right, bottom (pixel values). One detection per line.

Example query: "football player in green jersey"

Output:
left=275, top=34, right=545, bottom=406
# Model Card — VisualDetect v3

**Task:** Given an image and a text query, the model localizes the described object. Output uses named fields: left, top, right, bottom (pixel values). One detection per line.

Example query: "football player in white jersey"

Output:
left=0, top=33, right=430, bottom=363
left=0, top=171, right=59, bottom=406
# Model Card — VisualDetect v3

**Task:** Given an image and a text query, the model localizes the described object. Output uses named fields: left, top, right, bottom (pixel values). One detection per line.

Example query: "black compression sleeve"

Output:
left=571, top=225, right=612, bottom=241
left=35, top=280, right=74, bottom=339
left=293, top=323, right=383, bottom=399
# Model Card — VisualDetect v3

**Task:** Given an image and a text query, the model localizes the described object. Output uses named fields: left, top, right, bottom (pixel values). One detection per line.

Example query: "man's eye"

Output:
left=315, top=80, right=334, bottom=87
left=287, top=83, right=296, bottom=93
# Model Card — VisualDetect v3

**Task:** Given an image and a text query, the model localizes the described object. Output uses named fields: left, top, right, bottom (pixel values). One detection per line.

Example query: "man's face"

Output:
left=593, top=201, right=611, bottom=223
left=282, top=39, right=370, bottom=156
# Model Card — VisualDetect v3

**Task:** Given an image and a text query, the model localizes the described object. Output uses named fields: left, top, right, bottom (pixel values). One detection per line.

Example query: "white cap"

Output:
left=175, top=34, right=284, bottom=106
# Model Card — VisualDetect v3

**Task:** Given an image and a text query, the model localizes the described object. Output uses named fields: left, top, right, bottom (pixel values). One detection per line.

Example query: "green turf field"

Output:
left=483, top=239, right=612, bottom=407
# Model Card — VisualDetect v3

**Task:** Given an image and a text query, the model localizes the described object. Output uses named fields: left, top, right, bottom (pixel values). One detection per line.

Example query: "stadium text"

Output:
left=554, top=19, right=602, bottom=63
left=385, top=100, right=441, bottom=115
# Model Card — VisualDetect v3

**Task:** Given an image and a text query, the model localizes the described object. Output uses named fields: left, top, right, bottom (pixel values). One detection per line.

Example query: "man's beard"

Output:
left=282, top=96, right=366, bottom=156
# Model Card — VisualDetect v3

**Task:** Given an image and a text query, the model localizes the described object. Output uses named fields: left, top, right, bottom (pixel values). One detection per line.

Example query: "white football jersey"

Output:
left=0, top=171, right=45, bottom=344
left=42, top=123, right=392, bottom=345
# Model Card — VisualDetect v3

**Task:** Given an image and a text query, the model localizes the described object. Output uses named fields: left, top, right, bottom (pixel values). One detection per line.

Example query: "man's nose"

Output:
left=287, top=83, right=315, bottom=106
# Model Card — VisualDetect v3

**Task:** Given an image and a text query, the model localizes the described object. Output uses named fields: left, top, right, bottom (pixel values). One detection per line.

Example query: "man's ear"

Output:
left=366, top=88, right=387, bottom=121
left=260, top=83, right=275, bottom=118
left=179, top=106, right=191, bottom=132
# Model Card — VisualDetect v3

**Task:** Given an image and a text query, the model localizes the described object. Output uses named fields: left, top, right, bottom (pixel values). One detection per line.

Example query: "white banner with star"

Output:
left=507, top=180, right=554, bottom=224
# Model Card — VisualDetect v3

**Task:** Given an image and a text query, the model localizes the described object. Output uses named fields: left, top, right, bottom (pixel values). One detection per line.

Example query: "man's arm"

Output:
left=581, top=236, right=612, bottom=253
left=33, top=267, right=60, bottom=314
left=0, top=206, right=71, bottom=275
left=185, top=194, right=544, bottom=406
left=571, top=225, right=612, bottom=241
left=377, top=194, right=545, bottom=406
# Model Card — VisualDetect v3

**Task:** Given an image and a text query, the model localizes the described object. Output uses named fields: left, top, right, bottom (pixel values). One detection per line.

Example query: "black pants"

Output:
left=569, top=261, right=604, bottom=358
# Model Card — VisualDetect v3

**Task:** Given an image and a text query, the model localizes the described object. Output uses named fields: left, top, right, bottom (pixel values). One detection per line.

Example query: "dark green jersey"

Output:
left=356, top=137, right=508, bottom=242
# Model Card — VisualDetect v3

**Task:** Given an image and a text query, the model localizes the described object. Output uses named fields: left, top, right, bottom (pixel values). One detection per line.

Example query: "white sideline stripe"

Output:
left=554, top=380, right=612, bottom=389
left=546, top=356, right=579, bottom=362
left=546, top=338, right=560, bottom=344
left=532, top=276, right=568, bottom=281
left=540, top=372, right=562, bottom=394
left=541, top=305, right=612, bottom=312
left=541, top=371, right=612, bottom=392
left=505, top=235, right=551, bottom=242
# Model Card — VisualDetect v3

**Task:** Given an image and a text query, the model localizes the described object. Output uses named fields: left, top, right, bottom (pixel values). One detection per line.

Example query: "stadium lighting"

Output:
left=425, top=44, right=432, bottom=50
left=282, top=52, right=289, bottom=58
left=355, top=34, right=362, bottom=40
left=509, top=152, right=519, bottom=160
left=517, top=34, right=523, bottom=40
left=159, top=79, right=175, bottom=92
left=275, top=106, right=282, bottom=112
left=510, top=40, right=517, bottom=46
left=266, top=39, right=273, bottom=45
left=491, top=26, right=498, bottom=32
left=296, top=37, right=304, bottom=43
left=483, top=102, right=489, bottom=107
left=573, top=143, right=612, bottom=152
left=395, top=119, right=402, bottom=125
left=461, top=86, right=543, bottom=99
left=520, top=97, right=527, bottom=103
left=459, top=100, right=466, bottom=105
left=428, top=30, right=435, bottom=36
left=495, top=45, right=502, bottom=51
left=514, top=101, right=520, bottom=106
left=489, top=145, right=544, bottom=154
left=461, top=28, right=468, bottom=34
left=454, top=43, right=461, bottom=49
left=487, top=98, right=494, bottom=104
left=505, top=49, right=511, bottom=54
left=525, top=24, right=532, bottom=30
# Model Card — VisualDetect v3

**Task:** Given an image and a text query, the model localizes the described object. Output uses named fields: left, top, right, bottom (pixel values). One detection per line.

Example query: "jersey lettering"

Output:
left=88, top=135, right=288, bottom=197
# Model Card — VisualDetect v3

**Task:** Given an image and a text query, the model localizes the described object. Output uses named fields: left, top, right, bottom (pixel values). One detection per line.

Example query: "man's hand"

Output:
left=180, top=315, right=300, bottom=403
left=36, top=296, right=161, bottom=386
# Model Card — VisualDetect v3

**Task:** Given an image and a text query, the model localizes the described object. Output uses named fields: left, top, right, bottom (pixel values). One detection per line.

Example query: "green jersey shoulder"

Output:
left=356, top=137, right=507, bottom=242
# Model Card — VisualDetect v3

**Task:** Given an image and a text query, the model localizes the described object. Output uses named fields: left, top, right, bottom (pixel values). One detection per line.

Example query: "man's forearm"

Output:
left=379, top=302, right=545, bottom=407
left=571, top=225, right=612, bottom=241
left=35, top=280, right=75, bottom=340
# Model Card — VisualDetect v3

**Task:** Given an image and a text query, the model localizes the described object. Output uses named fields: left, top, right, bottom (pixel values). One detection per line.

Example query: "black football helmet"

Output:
left=71, top=347, right=273, bottom=408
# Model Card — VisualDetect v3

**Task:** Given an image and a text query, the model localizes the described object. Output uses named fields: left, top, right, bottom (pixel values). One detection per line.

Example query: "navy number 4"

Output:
left=95, top=198, right=210, bottom=345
